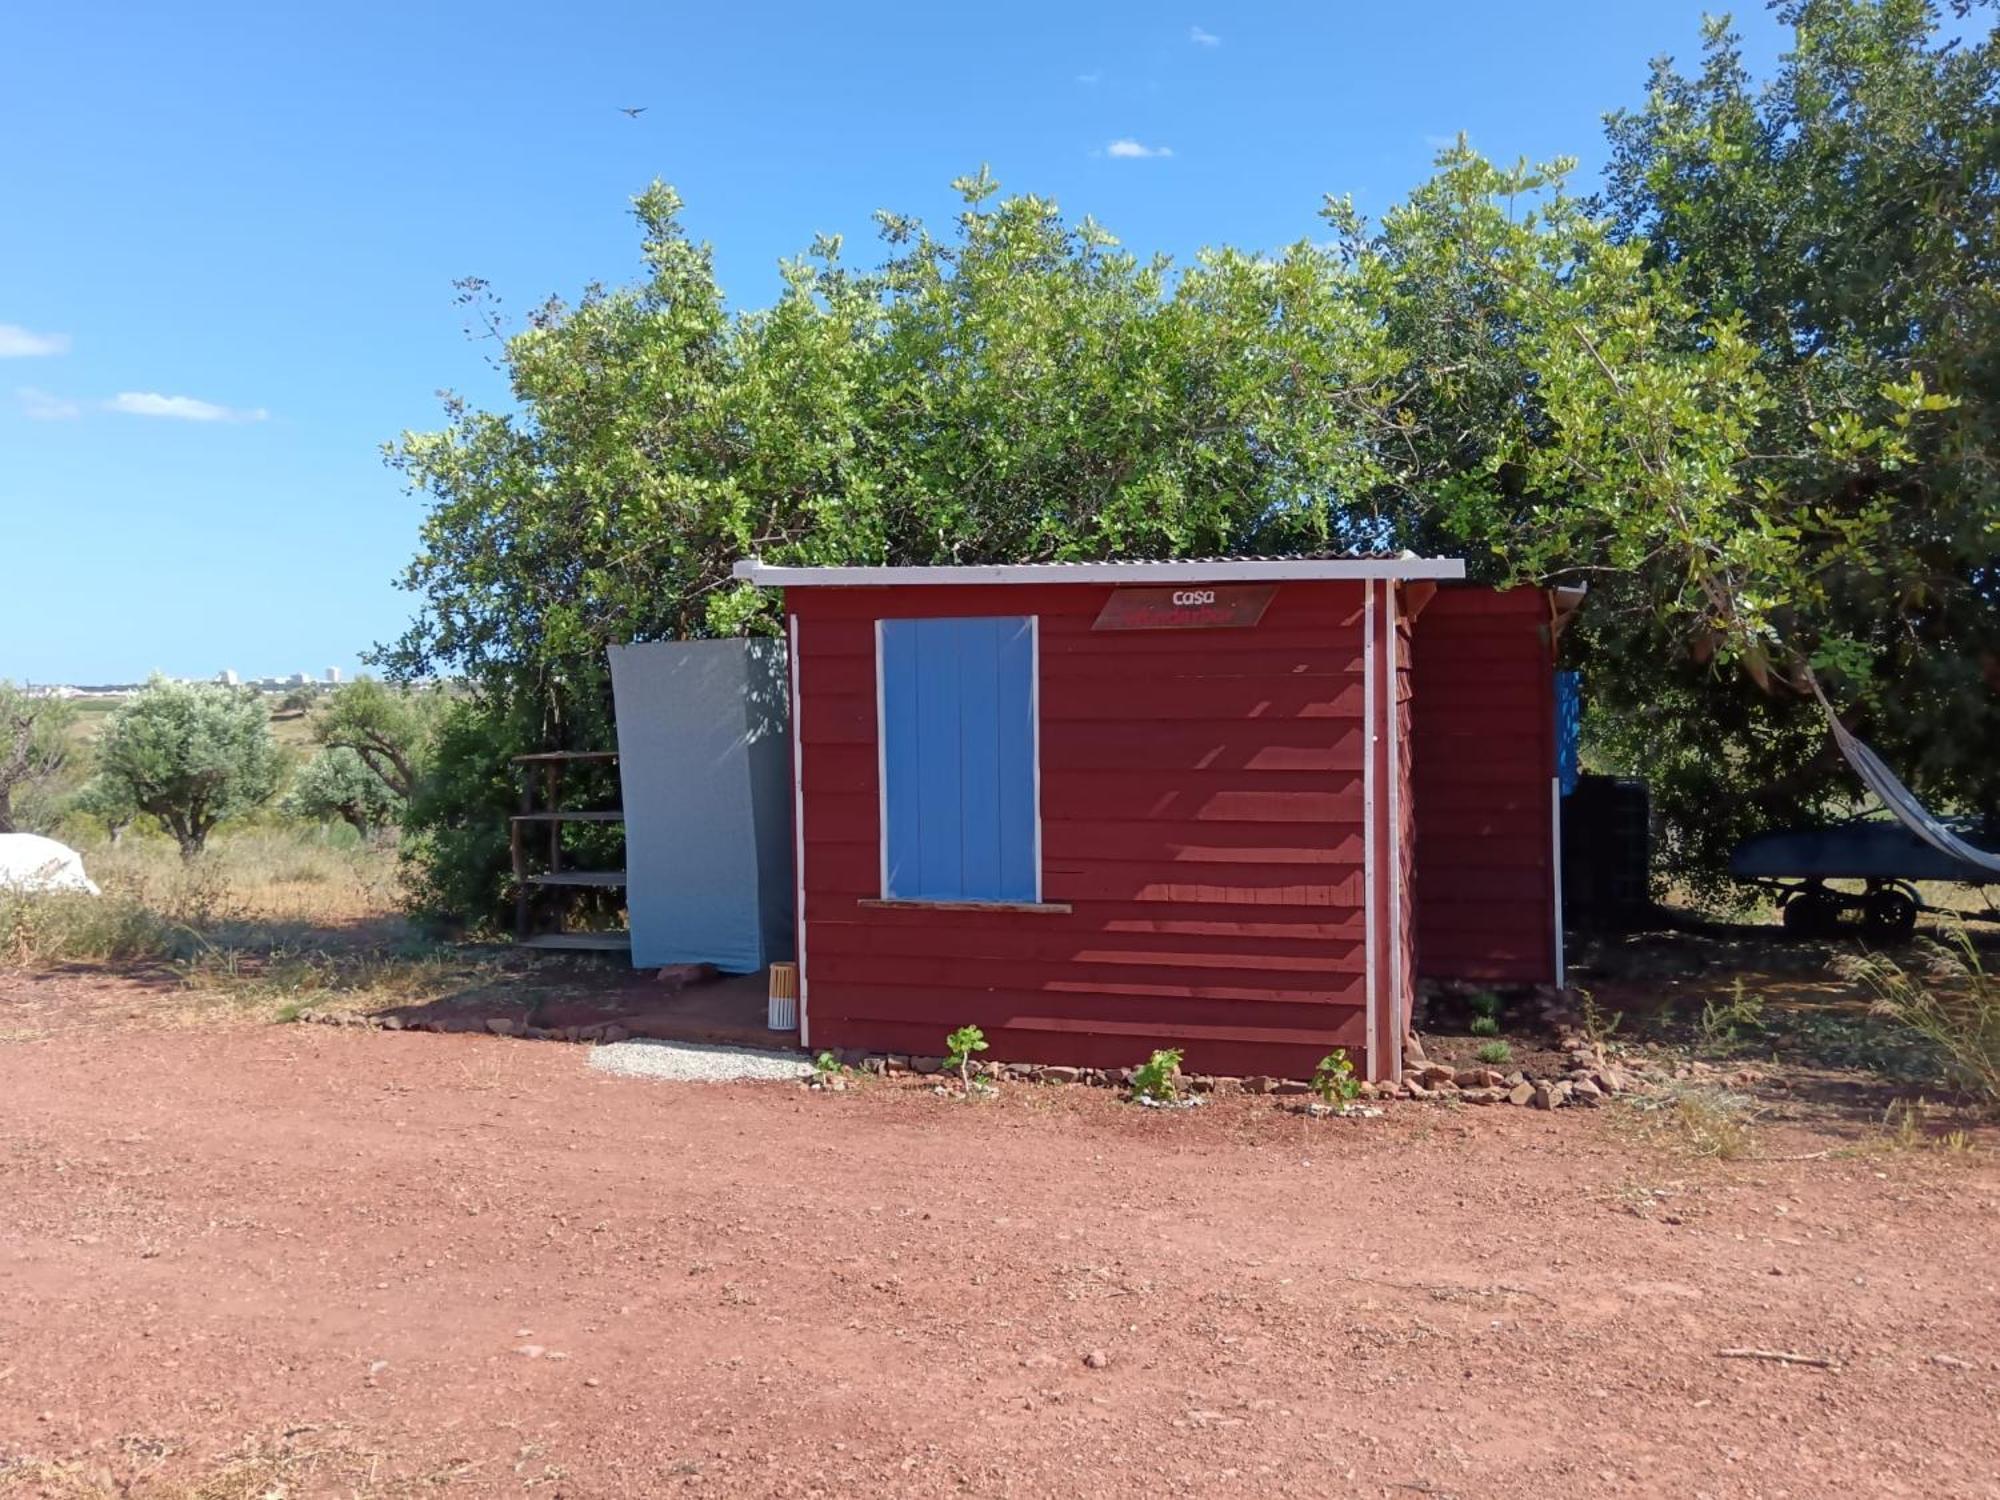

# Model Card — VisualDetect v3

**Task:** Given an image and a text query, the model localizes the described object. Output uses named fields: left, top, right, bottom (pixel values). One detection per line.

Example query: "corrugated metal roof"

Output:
left=733, top=553, right=1465, bottom=588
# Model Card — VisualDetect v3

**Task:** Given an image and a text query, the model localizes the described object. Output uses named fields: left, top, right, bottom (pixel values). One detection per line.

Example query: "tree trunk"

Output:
left=0, top=784, right=14, bottom=836
left=170, top=817, right=207, bottom=862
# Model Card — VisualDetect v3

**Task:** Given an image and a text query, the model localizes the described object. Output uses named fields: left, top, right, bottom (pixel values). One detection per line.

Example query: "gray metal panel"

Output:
left=608, top=639, right=795, bottom=973
left=742, top=637, right=798, bottom=965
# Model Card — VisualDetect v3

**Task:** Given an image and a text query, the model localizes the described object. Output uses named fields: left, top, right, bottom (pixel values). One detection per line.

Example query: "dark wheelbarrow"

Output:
left=1729, top=820, right=2000, bottom=943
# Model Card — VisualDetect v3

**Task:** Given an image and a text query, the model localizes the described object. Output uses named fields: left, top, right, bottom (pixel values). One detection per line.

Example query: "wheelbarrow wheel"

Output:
left=1862, top=887, right=1919, bottom=944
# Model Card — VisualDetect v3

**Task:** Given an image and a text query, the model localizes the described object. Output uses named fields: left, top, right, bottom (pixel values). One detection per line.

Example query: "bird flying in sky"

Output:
left=618, top=106, right=647, bottom=118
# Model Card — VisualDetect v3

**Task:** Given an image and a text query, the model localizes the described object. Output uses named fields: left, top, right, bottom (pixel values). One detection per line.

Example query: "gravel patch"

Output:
left=587, top=1038, right=815, bottom=1084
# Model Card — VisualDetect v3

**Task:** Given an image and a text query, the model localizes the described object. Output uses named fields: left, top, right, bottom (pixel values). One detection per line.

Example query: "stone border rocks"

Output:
left=299, top=994, right=1657, bottom=1113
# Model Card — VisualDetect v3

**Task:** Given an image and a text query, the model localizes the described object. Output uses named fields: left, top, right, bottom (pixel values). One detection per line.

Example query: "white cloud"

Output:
left=1076, top=70, right=1102, bottom=85
left=1189, top=25, right=1220, bottom=46
left=106, top=391, right=268, bottom=423
left=16, top=387, right=81, bottom=420
left=0, top=324, right=71, bottom=358
left=1106, top=138, right=1173, bottom=159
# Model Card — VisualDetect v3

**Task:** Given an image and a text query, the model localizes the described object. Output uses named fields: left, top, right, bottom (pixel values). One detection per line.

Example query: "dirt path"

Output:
left=3, top=975, right=1998, bottom=1498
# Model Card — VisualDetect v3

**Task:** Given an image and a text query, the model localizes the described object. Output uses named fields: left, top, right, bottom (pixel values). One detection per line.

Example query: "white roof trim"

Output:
left=732, top=557, right=1466, bottom=587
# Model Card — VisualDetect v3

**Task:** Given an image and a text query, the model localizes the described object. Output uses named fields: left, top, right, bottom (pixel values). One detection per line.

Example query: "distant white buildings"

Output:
left=325, top=667, right=342, bottom=685
left=218, top=668, right=240, bottom=686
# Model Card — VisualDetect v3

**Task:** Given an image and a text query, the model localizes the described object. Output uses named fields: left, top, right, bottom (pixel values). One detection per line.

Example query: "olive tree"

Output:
left=311, top=679, right=440, bottom=800
left=285, top=746, right=402, bottom=841
left=95, top=679, right=282, bottom=860
left=0, top=682, right=75, bottom=835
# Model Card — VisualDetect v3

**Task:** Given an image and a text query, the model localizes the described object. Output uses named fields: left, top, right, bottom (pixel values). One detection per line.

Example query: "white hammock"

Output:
left=1812, top=678, right=2000, bottom=878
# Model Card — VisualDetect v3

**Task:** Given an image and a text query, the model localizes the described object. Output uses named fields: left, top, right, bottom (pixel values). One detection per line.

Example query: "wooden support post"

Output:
left=512, top=774, right=531, bottom=941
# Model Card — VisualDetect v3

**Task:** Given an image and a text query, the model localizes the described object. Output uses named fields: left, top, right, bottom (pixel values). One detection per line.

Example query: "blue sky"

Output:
left=1, top=2, right=1789, bottom=684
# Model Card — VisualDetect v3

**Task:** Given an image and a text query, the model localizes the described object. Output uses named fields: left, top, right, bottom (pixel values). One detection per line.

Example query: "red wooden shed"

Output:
left=732, top=556, right=1563, bottom=1083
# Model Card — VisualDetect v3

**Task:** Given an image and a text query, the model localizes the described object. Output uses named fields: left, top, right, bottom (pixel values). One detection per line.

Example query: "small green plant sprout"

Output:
left=1311, top=1049, right=1361, bottom=1109
left=1466, top=989, right=1503, bottom=1036
left=1474, top=1039, right=1513, bottom=1065
left=813, top=1050, right=841, bottom=1079
left=1130, top=1047, right=1185, bottom=1105
left=944, top=1025, right=989, bottom=1087
left=1697, top=980, right=1766, bottom=1053
left=1577, top=987, right=1623, bottom=1047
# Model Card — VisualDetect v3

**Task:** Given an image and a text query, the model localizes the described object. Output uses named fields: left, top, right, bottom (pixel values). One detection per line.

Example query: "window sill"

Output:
left=859, top=897, right=1072, bottom=915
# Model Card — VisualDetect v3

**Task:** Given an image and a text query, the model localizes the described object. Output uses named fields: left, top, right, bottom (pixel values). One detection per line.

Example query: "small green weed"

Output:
left=1311, top=1049, right=1360, bottom=1108
left=1130, top=1047, right=1184, bottom=1104
left=1697, top=981, right=1766, bottom=1053
left=944, top=1024, right=989, bottom=1088
left=1469, top=1014, right=1501, bottom=1037
left=1474, top=1039, right=1513, bottom=1065
left=1577, top=987, right=1623, bottom=1046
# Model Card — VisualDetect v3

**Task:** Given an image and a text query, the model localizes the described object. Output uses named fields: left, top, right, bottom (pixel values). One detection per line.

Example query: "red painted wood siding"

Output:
left=1409, top=587, right=1557, bottom=985
left=787, top=580, right=1401, bottom=1079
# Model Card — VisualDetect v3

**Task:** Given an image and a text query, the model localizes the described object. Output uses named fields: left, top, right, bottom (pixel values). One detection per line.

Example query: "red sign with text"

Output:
left=1092, top=584, right=1278, bottom=631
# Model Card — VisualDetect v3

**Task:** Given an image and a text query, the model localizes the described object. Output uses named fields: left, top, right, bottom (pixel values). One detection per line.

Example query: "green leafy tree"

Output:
left=1580, top=0, right=2000, bottom=876
left=285, top=746, right=402, bottom=840
left=1336, top=34, right=1982, bottom=884
left=379, top=175, right=1401, bottom=919
left=379, top=4, right=1998, bottom=916
left=69, top=775, right=140, bottom=845
left=311, top=679, right=441, bottom=801
left=0, top=683, right=75, bottom=835
left=94, top=679, right=282, bottom=860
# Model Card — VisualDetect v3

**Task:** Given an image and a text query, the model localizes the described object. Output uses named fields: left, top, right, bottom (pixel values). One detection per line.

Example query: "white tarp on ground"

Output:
left=0, top=833, right=101, bottom=895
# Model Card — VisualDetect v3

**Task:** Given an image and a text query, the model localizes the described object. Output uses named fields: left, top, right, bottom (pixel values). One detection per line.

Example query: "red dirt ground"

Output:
left=4, top=969, right=2000, bottom=1498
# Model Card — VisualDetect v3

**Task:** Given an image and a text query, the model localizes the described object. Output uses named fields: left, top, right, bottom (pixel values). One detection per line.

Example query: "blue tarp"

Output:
left=1555, top=670, right=1582, bottom=797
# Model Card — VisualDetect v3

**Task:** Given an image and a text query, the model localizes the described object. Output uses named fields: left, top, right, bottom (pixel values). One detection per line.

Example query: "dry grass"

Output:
left=1863, top=1097, right=1985, bottom=1158
left=1624, top=1083, right=1761, bottom=1161
left=0, top=1427, right=484, bottom=1498
left=1840, top=927, right=2000, bottom=1109
left=0, top=828, right=501, bottom=1027
left=85, top=829, right=401, bottom=925
left=0, top=829, right=401, bottom=968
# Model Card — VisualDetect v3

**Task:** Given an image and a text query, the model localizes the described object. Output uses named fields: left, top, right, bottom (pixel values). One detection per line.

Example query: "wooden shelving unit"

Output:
left=509, top=751, right=629, bottom=953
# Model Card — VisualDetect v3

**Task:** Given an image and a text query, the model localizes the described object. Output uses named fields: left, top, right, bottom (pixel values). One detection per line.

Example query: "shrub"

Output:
left=943, top=1024, right=988, bottom=1086
left=1474, top=1039, right=1513, bottom=1065
left=1469, top=1014, right=1501, bottom=1037
left=1311, top=1049, right=1360, bottom=1108
left=1130, top=1047, right=1184, bottom=1104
